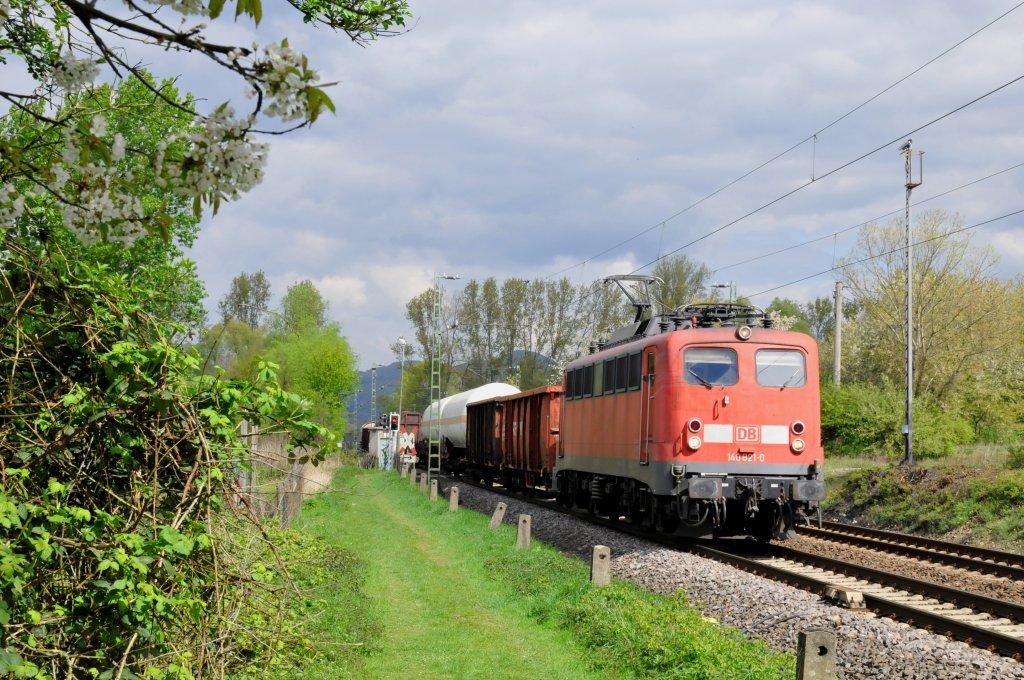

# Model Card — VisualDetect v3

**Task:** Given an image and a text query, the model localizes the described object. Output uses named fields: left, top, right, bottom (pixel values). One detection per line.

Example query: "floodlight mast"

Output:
left=428, top=274, right=460, bottom=481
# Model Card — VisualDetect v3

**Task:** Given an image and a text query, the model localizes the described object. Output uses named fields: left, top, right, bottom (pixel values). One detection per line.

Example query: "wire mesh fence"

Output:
left=235, top=421, right=336, bottom=528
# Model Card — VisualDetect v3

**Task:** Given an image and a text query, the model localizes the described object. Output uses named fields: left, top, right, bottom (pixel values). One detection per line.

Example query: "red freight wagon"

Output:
left=466, top=384, right=563, bottom=491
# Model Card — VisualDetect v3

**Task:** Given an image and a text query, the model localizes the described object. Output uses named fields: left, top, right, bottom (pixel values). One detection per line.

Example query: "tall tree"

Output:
left=219, top=270, right=271, bottom=328
left=653, top=254, right=712, bottom=311
left=1, top=74, right=207, bottom=329
left=840, top=209, right=1015, bottom=400
left=272, top=279, right=329, bottom=334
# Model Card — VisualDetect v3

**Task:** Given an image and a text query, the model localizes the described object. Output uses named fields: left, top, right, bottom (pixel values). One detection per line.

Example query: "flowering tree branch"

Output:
left=0, top=0, right=410, bottom=244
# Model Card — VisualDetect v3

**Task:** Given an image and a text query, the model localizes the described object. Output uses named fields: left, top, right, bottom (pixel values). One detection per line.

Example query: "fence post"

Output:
left=489, top=502, right=507, bottom=529
left=449, top=486, right=459, bottom=512
left=516, top=514, right=531, bottom=550
left=795, top=629, right=837, bottom=680
left=430, top=479, right=438, bottom=501
left=591, top=545, right=611, bottom=585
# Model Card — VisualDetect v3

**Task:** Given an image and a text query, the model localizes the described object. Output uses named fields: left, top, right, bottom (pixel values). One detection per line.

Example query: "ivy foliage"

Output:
left=0, top=238, right=329, bottom=678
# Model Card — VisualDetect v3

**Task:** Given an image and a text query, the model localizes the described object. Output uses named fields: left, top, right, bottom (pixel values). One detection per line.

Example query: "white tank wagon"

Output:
left=416, top=382, right=519, bottom=468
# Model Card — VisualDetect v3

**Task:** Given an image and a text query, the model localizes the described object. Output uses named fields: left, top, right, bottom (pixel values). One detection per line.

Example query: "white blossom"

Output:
left=51, top=53, right=100, bottom=93
left=89, top=114, right=107, bottom=138
left=111, top=133, right=126, bottom=162
left=0, top=184, right=26, bottom=225
left=156, top=105, right=268, bottom=201
left=135, top=0, right=208, bottom=17
left=254, top=41, right=320, bottom=122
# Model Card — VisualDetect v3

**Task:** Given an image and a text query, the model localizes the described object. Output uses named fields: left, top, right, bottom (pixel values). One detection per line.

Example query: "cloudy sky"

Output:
left=177, top=1, right=1022, bottom=368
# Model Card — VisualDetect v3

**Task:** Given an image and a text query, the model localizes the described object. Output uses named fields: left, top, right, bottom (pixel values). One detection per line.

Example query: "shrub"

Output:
left=821, top=383, right=974, bottom=459
left=1006, top=442, right=1024, bottom=470
left=0, top=241, right=328, bottom=679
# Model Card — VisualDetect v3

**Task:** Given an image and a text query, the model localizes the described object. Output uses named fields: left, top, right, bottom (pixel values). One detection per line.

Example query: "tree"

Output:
left=653, top=254, right=712, bottom=310
left=266, top=325, right=359, bottom=432
left=840, top=209, right=1016, bottom=401
left=2, top=0, right=410, bottom=245
left=1, top=74, right=208, bottom=329
left=196, top=318, right=267, bottom=379
left=219, top=270, right=272, bottom=328
left=272, top=279, right=329, bottom=334
left=766, top=297, right=812, bottom=335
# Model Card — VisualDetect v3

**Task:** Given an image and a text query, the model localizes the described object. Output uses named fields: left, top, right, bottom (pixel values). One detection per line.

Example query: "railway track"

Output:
left=797, top=520, right=1024, bottom=579
left=697, top=540, right=1024, bottom=660
left=439, top=473, right=1024, bottom=659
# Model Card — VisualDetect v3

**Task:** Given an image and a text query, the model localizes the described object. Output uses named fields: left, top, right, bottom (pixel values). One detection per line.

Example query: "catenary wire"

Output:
left=710, top=160, right=1024, bottom=275
left=746, top=208, right=1024, bottom=299
left=629, top=70, right=1024, bottom=275
left=545, top=1, right=1024, bottom=279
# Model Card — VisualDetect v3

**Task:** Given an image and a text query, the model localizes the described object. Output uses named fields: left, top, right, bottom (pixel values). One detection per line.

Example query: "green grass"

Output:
left=285, top=467, right=795, bottom=679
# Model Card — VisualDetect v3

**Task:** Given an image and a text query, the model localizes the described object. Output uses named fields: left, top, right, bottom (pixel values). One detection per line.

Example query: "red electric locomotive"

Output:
left=554, top=276, right=825, bottom=540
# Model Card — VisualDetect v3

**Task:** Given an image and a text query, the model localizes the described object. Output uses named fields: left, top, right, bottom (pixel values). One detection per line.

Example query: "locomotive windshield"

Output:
left=755, top=349, right=807, bottom=388
left=683, top=347, right=738, bottom=386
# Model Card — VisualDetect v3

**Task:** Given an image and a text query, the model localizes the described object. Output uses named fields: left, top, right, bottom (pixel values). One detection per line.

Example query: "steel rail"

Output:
left=803, top=520, right=1024, bottom=569
left=687, top=542, right=1024, bottom=661
left=797, top=524, right=1024, bottom=580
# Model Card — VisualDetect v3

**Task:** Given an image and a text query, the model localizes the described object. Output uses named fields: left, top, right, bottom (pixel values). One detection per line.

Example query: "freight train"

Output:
left=416, top=277, right=825, bottom=540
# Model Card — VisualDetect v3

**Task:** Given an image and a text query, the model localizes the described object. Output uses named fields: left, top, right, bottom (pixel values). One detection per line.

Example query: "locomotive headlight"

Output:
left=688, top=418, right=702, bottom=433
left=791, top=421, right=806, bottom=435
left=791, top=438, right=806, bottom=453
left=687, top=435, right=702, bottom=450
left=736, top=326, right=752, bottom=341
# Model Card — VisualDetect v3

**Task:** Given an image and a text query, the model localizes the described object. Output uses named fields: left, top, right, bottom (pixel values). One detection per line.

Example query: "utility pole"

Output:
left=832, top=281, right=843, bottom=386
left=370, top=364, right=379, bottom=426
left=712, top=280, right=736, bottom=303
left=397, top=337, right=407, bottom=430
left=900, top=140, right=924, bottom=467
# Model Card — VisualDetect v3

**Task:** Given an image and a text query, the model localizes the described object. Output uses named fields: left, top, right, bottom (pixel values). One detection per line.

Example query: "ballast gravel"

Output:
left=438, top=480, right=1024, bottom=680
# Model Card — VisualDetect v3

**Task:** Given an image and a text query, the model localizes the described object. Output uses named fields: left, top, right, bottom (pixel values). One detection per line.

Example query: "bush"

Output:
left=1006, top=442, right=1024, bottom=470
left=821, top=383, right=974, bottom=459
left=0, top=241, right=328, bottom=679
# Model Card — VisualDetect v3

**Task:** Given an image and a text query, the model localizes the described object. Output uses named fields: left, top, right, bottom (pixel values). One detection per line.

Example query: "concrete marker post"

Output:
left=591, top=545, right=611, bottom=586
left=795, top=628, right=837, bottom=680
left=400, top=463, right=407, bottom=478
left=516, top=514, right=531, bottom=550
left=420, top=472, right=428, bottom=493
left=410, top=470, right=417, bottom=487
left=489, top=502, right=508, bottom=529
left=449, top=486, right=459, bottom=512
left=430, top=479, right=438, bottom=501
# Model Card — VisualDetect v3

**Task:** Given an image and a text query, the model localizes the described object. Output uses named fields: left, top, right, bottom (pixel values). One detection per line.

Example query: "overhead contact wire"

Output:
left=546, top=0, right=1024, bottom=279
left=747, top=208, right=1024, bottom=299
left=631, top=71, right=1024, bottom=275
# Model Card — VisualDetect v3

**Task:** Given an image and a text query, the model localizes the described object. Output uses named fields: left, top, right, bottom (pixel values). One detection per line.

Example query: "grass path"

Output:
left=295, top=470, right=606, bottom=680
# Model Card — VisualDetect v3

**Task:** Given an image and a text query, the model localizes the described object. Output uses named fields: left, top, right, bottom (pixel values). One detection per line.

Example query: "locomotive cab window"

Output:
left=566, top=370, right=576, bottom=400
left=755, top=349, right=806, bottom=388
left=615, top=355, right=629, bottom=392
left=684, top=347, right=738, bottom=386
left=628, top=352, right=642, bottom=390
left=583, top=364, right=595, bottom=397
left=603, top=359, right=615, bottom=395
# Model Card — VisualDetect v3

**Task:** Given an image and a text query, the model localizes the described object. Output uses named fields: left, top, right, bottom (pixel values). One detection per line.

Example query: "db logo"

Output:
left=736, top=426, right=759, bottom=442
